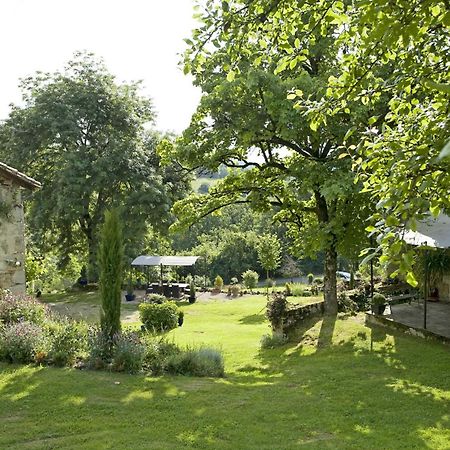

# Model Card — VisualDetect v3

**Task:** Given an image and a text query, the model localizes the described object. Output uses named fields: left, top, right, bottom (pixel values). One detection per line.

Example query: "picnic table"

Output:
left=146, top=282, right=189, bottom=299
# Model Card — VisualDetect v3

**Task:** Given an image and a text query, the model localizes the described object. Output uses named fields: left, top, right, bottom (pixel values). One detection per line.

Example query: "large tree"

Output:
left=0, top=52, right=189, bottom=280
left=181, top=0, right=450, bottom=284
left=163, top=26, right=380, bottom=312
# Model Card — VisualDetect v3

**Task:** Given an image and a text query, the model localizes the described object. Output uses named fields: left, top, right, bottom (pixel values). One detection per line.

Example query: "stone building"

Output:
left=0, top=162, right=40, bottom=293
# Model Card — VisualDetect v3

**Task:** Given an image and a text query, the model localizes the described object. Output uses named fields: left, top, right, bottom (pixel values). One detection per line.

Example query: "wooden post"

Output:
left=370, top=236, right=374, bottom=302
left=424, top=247, right=428, bottom=330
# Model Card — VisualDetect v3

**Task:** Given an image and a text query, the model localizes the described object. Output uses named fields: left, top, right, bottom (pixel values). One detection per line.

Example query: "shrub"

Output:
left=139, top=302, right=179, bottom=332
left=242, top=270, right=259, bottom=290
left=347, top=286, right=371, bottom=311
left=143, top=336, right=181, bottom=375
left=266, top=292, right=288, bottom=332
left=0, top=321, right=47, bottom=363
left=302, top=291, right=312, bottom=297
left=230, top=284, right=241, bottom=297
left=166, top=347, right=224, bottom=377
left=284, top=282, right=293, bottom=296
left=87, top=327, right=112, bottom=369
left=290, top=283, right=305, bottom=296
left=47, top=319, right=87, bottom=366
left=144, top=293, right=166, bottom=304
left=189, top=281, right=196, bottom=300
left=0, top=292, right=48, bottom=326
left=337, top=291, right=358, bottom=314
left=112, top=331, right=146, bottom=374
left=230, top=277, right=239, bottom=285
left=214, top=275, right=224, bottom=291
left=307, top=273, right=314, bottom=284
left=260, top=333, right=288, bottom=349
left=372, top=293, right=386, bottom=305
left=266, top=278, right=275, bottom=288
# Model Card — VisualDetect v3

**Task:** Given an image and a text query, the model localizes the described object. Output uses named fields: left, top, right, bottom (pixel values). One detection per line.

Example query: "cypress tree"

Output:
left=98, top=208, right=124, bottom=340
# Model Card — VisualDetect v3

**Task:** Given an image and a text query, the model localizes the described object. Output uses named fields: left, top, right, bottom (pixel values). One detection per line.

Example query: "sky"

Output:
left=0, top=0, right=201, bottom=134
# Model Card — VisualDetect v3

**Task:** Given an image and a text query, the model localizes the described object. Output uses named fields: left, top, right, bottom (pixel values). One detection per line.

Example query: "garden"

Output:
left=1, top=0, right=450, bottom=448
left=1, top=288, right=450, bottom=449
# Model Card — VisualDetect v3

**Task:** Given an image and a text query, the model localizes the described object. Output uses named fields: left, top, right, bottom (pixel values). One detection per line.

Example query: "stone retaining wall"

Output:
left=365, top=312, right=450, bottom=345
left=275, top=301, right=325, bottom=335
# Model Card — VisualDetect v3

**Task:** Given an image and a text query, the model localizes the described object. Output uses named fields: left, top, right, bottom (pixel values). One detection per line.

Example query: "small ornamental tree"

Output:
left=214, top=275, right=224, bottom=291
left=99, top=209, right=124, bottom=341
left=242, top=270, right=259, bottom=291
left=257, top=234, right=282, bottom=282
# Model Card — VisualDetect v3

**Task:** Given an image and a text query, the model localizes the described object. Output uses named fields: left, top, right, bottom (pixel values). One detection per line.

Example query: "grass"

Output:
left=1, top=293, right=450, bottom=448
left=40, top=291, right=139, bottom=323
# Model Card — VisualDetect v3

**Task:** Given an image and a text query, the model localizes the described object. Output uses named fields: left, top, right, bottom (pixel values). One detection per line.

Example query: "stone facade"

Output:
left=437, top=274, right=450, bottom=303
left=0, top=163, right=40, bottom=293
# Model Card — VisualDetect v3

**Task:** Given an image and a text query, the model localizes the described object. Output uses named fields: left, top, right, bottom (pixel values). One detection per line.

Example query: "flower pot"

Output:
left=189, top=296, right=196, bottom=304
left=125, top=293, right=136, bottom=302
left=372, top=304, right=385, bottom=315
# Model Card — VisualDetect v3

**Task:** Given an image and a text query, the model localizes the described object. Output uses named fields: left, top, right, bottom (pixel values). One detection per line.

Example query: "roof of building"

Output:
left=0, top=162, right=41, bottom=190
left=403, top=214, right=450, bottom=249
left=131, top=255, right=200, bottom=266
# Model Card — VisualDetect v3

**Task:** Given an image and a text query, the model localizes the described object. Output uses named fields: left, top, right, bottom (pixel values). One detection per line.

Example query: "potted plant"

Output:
left=189, top=281, right=196, bottom=304
left=178, top=309, right=184, bottom=327
left=78, top=265, right=88, bottom=286
left=125, top=277, right=135, bottom=302
left=371, top=293, right=386, bottom=315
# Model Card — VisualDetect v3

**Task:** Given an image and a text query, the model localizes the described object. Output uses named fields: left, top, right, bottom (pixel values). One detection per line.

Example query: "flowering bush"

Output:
left=0, top=291, right=49, bottom=326
left=0, top=321, right=47, bottom=363
left=47, top=319, right=88, bottom=366
left=87, top=327, right=112, bottom=369
left=112, top=331, right=146, bottom=373
left=166, top=347, right=224, bottom=377
left=143, top=336, right=181, bottom=375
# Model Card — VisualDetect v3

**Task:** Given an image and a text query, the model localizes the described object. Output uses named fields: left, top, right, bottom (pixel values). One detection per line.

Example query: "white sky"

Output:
left=0, top=0, right=201, bottom=134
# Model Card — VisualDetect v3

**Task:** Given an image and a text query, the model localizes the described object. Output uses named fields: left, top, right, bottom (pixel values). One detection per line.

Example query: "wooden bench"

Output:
left=387, top=293, right=418, bottom=306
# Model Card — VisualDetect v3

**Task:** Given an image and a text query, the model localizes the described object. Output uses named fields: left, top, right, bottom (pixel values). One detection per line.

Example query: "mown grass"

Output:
left=40, top=291, right=139, bottom=323
left=1, top=294, right=450, bottom=449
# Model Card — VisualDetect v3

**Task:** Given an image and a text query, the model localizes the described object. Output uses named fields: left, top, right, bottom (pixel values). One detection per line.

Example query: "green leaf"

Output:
left=226, top=71, right=235, bottom=82
left=406, top=271, right=418, bottom=287
left=431, top=5, right=441, bottom=17
left=430, top=202, right=440, bottom=217
left=424, top=79, right=450, bottom=94
left=438, top=140, right=450, bottom=159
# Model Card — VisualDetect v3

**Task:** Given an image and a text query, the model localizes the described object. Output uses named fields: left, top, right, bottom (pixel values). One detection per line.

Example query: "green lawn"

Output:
left=1, top=294, right=450, bottom=449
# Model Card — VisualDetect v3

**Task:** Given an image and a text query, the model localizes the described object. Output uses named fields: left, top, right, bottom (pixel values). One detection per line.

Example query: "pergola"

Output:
left=403, top=214, right=450, bottom=329
left=131, top=255, right=200, bottom=285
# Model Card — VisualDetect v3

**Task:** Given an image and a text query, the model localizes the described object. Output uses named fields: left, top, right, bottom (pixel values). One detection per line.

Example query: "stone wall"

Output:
left=0, top=177, right=26, bottom=293
left=274, top=301, right=325, bottom=336
left=365, top=312, right=450, bottom=345
left=437, top=274, right=450, bottom=303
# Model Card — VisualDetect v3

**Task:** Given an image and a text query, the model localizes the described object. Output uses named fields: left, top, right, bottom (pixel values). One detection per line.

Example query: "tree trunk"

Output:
left=87, top=227, right=98, bottom=283
left=323, top=245, right=338, bottom=314
left=314, top=190, right=338, bottom=313
left=80, top=211, right=99, bottom=283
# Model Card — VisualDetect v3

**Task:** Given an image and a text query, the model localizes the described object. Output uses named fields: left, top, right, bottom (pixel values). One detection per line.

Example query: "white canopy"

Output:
left=131, top=255, right=199, bottom=266
left=403, top=214, right=450, bottom=249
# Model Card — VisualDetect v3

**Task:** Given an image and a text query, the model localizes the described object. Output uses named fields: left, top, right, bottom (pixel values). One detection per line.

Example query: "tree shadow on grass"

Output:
left=1, top=315, right=450, bottom=449
left=238, top=314, right=266, bottom=325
